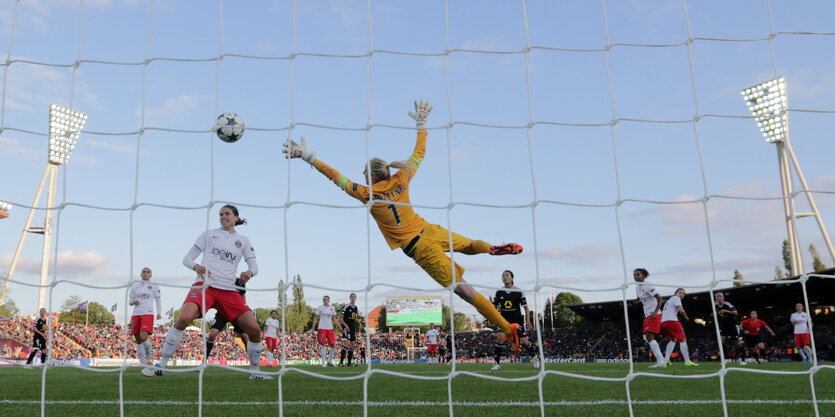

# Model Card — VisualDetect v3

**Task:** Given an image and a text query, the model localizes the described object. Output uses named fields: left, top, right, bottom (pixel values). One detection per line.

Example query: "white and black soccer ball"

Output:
left=215, top=112, right=245, bottom=143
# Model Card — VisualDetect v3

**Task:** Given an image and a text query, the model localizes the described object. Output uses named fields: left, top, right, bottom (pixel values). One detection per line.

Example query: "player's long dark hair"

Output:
left=222, top=204, right=247, bottom=226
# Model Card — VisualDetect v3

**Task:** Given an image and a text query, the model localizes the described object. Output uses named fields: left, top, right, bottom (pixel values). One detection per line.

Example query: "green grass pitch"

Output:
left=1, top=362, right=832, bottom=416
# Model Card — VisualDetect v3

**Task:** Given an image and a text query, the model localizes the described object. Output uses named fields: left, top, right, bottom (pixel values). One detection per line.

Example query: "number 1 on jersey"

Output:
left=387, top=204, right=402, bottom=227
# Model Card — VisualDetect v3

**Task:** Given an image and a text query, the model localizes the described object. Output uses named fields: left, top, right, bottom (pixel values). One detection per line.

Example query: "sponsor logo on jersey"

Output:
left=212, top=247, right=238, bottom=263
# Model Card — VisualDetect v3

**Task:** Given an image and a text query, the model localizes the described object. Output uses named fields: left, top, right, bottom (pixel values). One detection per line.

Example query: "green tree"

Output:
left=441, top=305, right=469, bottom=332
left=733, top=270, right=745, bottom=287
left=0, top=298, right=20, bottom=317
left=59, top=302, right=115, bottom=325
left=286, top=274, right=313, bottom=332
left=810, top=244, right=827, bottom=271
left=774, top=266, right=785, bottom=279
left=782, top=239, right=793, bottom=277
left=60, top=295, right=84, bottom=313
left=376, top=306, right=390, bottom=333
left=542, top=292, right=584, bottom=329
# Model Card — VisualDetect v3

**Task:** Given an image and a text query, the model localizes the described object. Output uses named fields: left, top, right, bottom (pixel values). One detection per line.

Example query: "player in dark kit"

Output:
left=714, top=292, right=745, bottom=365
left=491, top=270, right=540, bottom=370
left=26, top=308, right=49, bottom=366
left=338, top=293, right=361, bottom=366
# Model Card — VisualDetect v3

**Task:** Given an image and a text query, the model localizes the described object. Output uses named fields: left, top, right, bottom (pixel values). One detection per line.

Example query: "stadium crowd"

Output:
left=2, top=316, right=833, bottom=363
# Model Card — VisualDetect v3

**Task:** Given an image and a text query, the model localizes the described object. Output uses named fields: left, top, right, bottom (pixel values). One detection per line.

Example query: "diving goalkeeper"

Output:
left=283, top=100, right=524, bottom=352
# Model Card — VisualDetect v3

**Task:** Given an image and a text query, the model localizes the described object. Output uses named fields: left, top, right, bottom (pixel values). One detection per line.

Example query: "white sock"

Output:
left=804, top=346, right=813, bottom=362
left=246, top=340, right=263, bottom=372
left=680, top=342, right=691, bottom=363
left=143, top=340, right=153, bottom=364
left=798, top=347, right=807, bottom=361
left=665, top=341, right=676, bottom=362
left=266, top=351, right=273, bottom=363
left=328, top=346, right=335, bottom=362
left=160, top=327, right=184, bottom=368
left=320, top=346, right=327, bottom=364
left=649, top=340, right=664, bottom=364
left=136, top=343, right=146, bottom=364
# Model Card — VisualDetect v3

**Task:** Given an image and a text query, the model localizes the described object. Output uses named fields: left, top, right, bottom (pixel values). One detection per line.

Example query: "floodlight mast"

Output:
left=741, top=77, right=835, bottom=275
left=0, top=105, right=87, bottom=310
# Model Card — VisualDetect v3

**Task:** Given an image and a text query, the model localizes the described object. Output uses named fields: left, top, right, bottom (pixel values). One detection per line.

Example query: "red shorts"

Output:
left=643, top=315, right=662, bottom=334
left=265, top=337, right=277, bottom=350
left=661, top=321, right=686, bottom=341
left=318, top=329, right=335, bottom=346
left=183, top=282, right=250, bottom=322
left=131, top=315, right=154, bottom=336
left=427, top=344, right=438, bottom=354
left=794, top=333, right=811, bottom=347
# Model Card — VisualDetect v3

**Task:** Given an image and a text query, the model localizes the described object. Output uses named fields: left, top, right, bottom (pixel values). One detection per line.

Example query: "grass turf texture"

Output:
left=1, top=362, right=832, bottom=416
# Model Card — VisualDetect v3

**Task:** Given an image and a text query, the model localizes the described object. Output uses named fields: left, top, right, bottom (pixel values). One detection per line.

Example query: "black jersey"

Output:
left=340, top=304, right=359, bottom=331
left=34, top=317, right=47, bottom=336
left=494, top=287, right=527, bottom=324
left=715, top=301, right=738, bottom=329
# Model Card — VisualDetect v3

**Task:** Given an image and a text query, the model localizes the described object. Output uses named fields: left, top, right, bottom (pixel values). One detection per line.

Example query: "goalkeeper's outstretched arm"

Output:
left=282, top=136, right=370, bottom=202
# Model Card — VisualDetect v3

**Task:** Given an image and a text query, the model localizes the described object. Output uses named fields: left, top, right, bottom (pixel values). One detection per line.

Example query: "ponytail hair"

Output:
left=368, top=157, right=411, bottom=182
left=222, top=204, right=247, bottom=226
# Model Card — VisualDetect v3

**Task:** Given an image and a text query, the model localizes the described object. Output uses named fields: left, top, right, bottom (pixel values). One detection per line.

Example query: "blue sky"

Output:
left=1, top=0, right=835, bottom=325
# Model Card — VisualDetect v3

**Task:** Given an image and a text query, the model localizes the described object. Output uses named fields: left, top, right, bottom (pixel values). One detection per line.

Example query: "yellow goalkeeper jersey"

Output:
left=312, top=130, right=428, bottom=249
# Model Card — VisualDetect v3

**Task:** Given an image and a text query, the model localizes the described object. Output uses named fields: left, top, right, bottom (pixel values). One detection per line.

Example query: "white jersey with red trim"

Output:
left=190, top=228, right=257, bottom=290
left=636, top=283, right=659, bottom=317
left=315, top=305, right=337, bottom=330
left=661, top=296, right=682, bottom=323
left=129, top=282, right=161, bottom=317
left=426, top=329, right=439, bottom=345
left=791, top=312, right=810, bottom=334
left=264, top=317, right=280, bottom=338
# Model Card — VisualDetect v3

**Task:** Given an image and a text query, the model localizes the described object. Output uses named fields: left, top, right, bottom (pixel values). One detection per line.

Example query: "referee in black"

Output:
left=492, top=270, right=540, bottom=370
left=26, top=308, right=49, bottom=366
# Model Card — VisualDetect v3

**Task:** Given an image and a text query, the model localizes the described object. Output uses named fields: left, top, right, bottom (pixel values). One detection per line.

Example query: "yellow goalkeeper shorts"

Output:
left=410, top=223, right=471, bottom=287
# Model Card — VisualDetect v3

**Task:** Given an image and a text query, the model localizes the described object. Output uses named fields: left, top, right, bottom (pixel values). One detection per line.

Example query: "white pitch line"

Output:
left=1, top=399, right=833, bottom=407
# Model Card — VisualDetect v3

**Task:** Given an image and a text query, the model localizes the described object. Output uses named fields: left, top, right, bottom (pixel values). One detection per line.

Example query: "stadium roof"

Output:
left=568, top=268, right=835, bottom=322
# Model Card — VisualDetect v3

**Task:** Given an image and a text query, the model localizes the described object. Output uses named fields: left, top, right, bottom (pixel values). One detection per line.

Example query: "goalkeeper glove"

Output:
left=408, top=99, right=433, bottom=130
left=282, top=136, right=316, bottom=164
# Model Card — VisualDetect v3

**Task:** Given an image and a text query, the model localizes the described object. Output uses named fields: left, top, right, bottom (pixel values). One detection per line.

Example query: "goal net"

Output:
left=1, top=0, right=834, bottom=416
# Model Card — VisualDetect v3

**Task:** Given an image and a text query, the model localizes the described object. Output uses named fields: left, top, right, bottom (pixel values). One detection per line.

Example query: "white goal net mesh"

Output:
left=1, top=0, right=834, bottom=416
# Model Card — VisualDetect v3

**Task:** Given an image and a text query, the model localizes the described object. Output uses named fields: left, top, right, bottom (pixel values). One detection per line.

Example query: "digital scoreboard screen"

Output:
left=385, top=296, right=443, bottom=326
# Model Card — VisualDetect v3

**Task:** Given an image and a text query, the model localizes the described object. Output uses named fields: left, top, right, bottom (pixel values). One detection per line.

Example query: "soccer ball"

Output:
left=215, top=112, right=244, bottom=143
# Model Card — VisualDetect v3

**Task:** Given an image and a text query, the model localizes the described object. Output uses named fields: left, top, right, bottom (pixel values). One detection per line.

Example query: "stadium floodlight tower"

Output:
left=0, top=105, right=87, bottom=311
left=741, top=77, right=835, bottom=276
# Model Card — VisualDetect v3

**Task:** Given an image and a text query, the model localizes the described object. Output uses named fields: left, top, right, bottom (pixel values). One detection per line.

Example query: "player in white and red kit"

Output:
left=129, top=267, right=161, bottom=370
left=659, top=288, right=697, bottom=367
left=311, top=295, right=337, bottom=367
left=633, top=268, right=666, bottom=368
left=263, top=310, right=280, bottom=366
left=425, top=325, right=440, bottom=365
left=791, top=303, right=814, bottom=364
left=143, top=205, right=271, bottom=380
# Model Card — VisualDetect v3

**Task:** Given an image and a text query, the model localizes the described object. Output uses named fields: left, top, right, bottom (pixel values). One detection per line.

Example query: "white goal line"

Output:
left=1, top=399, right=833, bottom=407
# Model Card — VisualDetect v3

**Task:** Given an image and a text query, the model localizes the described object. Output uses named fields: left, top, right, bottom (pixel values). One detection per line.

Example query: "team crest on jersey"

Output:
left=235, top=240, right=242, bottom=248
left=189, top=291, right=198, bottom=299
left=147, top=286, right=152, bottom=290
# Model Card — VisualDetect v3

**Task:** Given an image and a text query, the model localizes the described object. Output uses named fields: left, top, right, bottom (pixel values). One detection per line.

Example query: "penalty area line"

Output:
left=1, top=399, right=833, bottom=407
